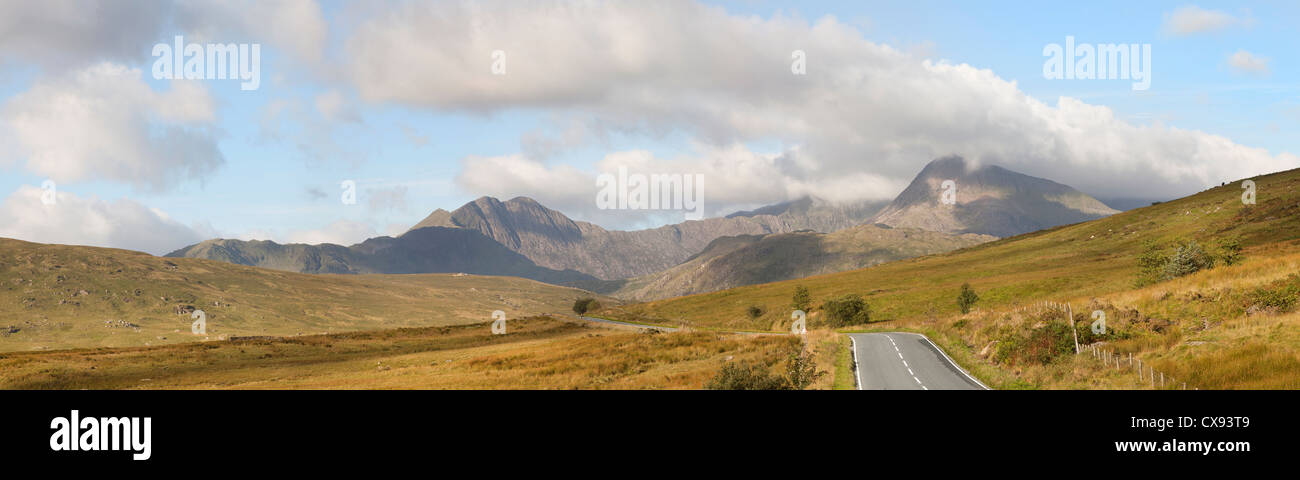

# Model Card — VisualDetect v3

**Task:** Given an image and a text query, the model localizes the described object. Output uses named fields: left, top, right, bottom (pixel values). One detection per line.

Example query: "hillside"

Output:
left=416, top=196, right=886, bottom=279
left=166, top=226, right=599, bottom=285
left=173, top=196, right=884, bottom=282
left=610, top=167, right=1300, bottom=331
left=602, top=166, right=1300, bottom=388
left=0, top=238, right=614, bottom=353
left=872, top=156, right=1119, bottom=237
left=614, top=224, right=995, bottom=301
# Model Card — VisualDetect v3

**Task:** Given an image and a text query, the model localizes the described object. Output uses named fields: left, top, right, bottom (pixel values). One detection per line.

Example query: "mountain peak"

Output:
left=408, top=208, right=456, bottom=232
left=872, top=155, right=1119, bottom=237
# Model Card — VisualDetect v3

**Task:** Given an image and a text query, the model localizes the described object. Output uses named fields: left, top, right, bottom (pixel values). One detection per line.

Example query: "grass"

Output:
left=831, top=334, right=856, bottom=390
left=605, top=167, right=1300, bottom=389
left=844, top=250, right=1300, bottom=389
left=0, top=238, right=616, bottom=353
left=611, top=168, right=1300, bottom=332
left=0, top=316, right=802, bottom=389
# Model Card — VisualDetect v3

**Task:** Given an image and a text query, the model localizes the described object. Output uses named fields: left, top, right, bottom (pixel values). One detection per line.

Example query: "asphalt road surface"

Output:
left=575, top=315, right=679, bottom=332
left=850, top=332, right=987, bottom=390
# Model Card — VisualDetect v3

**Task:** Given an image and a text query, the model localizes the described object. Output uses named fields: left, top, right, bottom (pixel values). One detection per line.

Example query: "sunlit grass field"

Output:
left=0, top=238, right=615, bottom=353
left=0, top=316, right=815, bottom=389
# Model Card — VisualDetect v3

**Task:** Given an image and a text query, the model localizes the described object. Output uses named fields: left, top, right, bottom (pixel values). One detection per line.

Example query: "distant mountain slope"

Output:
left=610, top=165, right=1300, bottom=332
left=614, top=224, right=995, bottom=301
left=0, top=238, right=613, bottom=352
left=167, top=227, right=598, bottom=285
left=412, top=195, right=885, bottom=279
left=871, top=156, right=1119, bottom=237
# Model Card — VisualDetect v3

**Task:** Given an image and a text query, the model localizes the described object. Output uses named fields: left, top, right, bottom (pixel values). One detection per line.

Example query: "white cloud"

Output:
left=455, top=143, right=905, bottom=227
left=456, top=153, right=592, bottom=209
left=2, top=62, right=224, bottom=191
left=350, top=0, right=1296, bottom=205
left=1162, top=5, right=1250, bottom=36
left=0, top=185, right=205, bottom=255
left=0, top=0, right=171, bottom=69
left=1227, top=50, right=1270, bottom=74
left=175, top=0, right=328, bottom=67
left=230, top=219, right=378, bottom=246
left=0, top=0, right=328, bottom=72
left=314, top=90, right=362, bottom=123
left=282, top=220, right=376, bottom=246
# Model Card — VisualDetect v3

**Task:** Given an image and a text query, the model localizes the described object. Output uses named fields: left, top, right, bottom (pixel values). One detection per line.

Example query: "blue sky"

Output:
left=0, top=1, right=1296, bottom=254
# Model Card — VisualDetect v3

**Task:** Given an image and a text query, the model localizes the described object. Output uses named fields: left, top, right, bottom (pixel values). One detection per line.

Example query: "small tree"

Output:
left=572, top=298, right=601, bottom=315
left=784, top=347, right=826, bottom=390
left=1135, top=240, right=1168, bottom=286
left=957, top=283, right=979, bottom=314
left=791, top=285, right=811, bottom=312
left=1162, top=240, right=1215, bottom=280
left=746, top=305, right=764, bottom=318
left=1218, top=236, right=1243, bottom=266
left=821, top=294, right=870, bottom=327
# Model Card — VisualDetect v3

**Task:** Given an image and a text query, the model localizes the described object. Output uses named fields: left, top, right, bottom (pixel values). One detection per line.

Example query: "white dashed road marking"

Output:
left=883, top=334, right=926, bottom=389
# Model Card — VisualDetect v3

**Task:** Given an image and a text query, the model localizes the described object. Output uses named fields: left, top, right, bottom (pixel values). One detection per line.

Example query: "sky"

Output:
left=0, top=0, right=1296, bottom=255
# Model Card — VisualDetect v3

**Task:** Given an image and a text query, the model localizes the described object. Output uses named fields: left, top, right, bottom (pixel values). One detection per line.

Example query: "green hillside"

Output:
left=610, top=168, right=1300, bottom=332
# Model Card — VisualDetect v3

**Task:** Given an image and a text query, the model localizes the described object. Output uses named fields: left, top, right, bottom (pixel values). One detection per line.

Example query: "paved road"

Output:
left=849, top=332, right=987, bottom=390
left=575, top=315, right=679, bottom=332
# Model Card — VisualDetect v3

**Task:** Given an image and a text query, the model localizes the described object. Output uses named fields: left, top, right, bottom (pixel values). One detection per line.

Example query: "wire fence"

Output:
left=1018, top=300, right=1193, bottom=390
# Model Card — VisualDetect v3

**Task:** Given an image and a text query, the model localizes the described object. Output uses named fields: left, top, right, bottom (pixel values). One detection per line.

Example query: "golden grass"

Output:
left=0, top=316, right=801, bottom=390
left=0, top=238, right=615, bottom=353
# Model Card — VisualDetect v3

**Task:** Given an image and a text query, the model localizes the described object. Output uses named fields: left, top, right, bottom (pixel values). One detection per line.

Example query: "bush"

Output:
left=1135, top=240, right=1168, bottom=286
left=821, top=294, right=870, bottom=327
left=1162, top=240, right=1215, bottom=280
left=704, top=346, right=824, bottom=390
left=791, top=285, right=811, bottom=312
left=784, top=347, right=826, bottom=390
left=1137, top=240, right=1220, bottom=285
left=957, top=283, right=979, bottom=314
left=746, top=305, right=764, bottom=318
left=1249, top=274, right=1300, bottom=312
left=1218, top=237, right=1243, bottom=266
left=704, top=363, right=790, bottom=390
left=995, top=321, right=1075, bottom=366
left=572, top=298, right=601, bottom=315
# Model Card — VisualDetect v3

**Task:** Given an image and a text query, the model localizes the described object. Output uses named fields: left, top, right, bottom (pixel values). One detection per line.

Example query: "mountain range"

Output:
left=612, top=224, right=996, bottom=301
left=166, top=156, right=1120, bottom=295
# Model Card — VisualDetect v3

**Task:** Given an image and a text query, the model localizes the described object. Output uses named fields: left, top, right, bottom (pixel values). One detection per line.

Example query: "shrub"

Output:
left=1218, top=237, right=1243, bottom=266
left=704, top=362, right=790, bottom=390
left=704, top=346, right=825, bottom=390
left=784, top=347, right=826, bottom=390
left=1137, top=240, right=1219, bottom=285
left=1135, top=240, right=1168, bottom=286
left=572, top=298, right=601, bottom=315
left=791, top=285, right=811, bottom=312
left=995, top=321, right=1075, bottom=366
left=821, top=294, right=870, bottom=327
left=957, top=283, right=979, bottom=314
left=1162, top=240, right=1215, bottom=280
left=1249, top=274, right=1300, bottom=312
left=746, top=305, right=764, bottom=318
